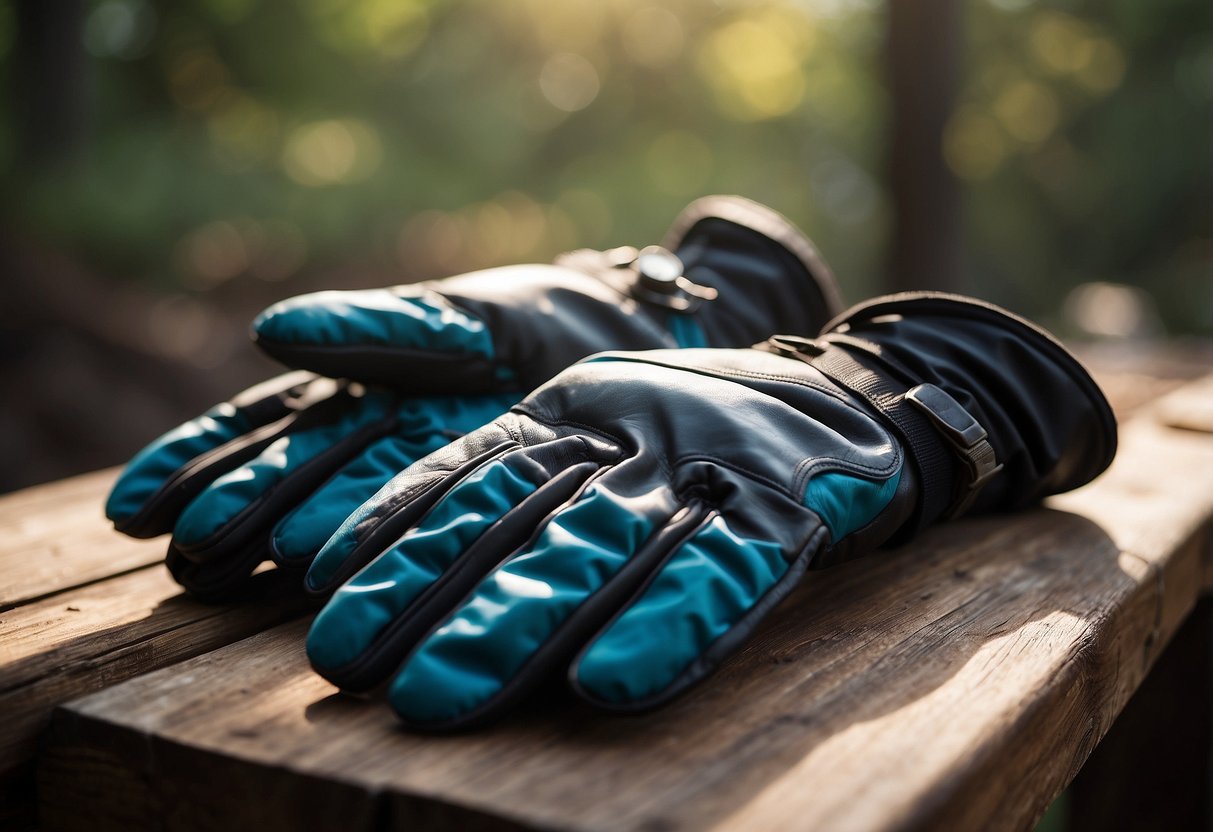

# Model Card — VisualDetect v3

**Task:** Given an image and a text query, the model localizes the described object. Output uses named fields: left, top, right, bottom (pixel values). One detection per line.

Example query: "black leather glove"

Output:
left=104, top=196, right=842, bottom=599
left=304, top=292, right=1116, bottom=729
left=251, top=194, right=844, bottom=391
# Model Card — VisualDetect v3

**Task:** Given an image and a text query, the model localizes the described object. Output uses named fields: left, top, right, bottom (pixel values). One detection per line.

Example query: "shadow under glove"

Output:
left=304, top=292, right=1117, bottom=730
left=104, top=196, right=842, bottom=600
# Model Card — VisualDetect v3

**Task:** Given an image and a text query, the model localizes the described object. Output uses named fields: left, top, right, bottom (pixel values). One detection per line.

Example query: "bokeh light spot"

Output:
left=84, top=0, right=157, bottom=60
left=539, top=53, right=601, bottom=113
left=623, top=6, right=685, bottom=68
left=180, top=221, right=248, bottom=286
left=1064, top=282, right=1160, bottom=339
left=361, top=0, right=430, bottom=58
left=943, top=110, right=1007, bottom=180
left=994, top=80, right=1060, bottom=145
left=1029, top=12, right=1094, bottom=76
left=306, top=0, right=429, bottom=59
left=697, top=11, right=814, bottom=121
left=282, top=119, right=382, bottom=186
left=399, top=210, right=465, bottom=275
left=1075, top=38, right=1126, bottom=94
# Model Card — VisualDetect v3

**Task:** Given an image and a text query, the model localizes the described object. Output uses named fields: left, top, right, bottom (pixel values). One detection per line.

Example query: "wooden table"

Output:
left=4, top=348, right=1213, bottom=831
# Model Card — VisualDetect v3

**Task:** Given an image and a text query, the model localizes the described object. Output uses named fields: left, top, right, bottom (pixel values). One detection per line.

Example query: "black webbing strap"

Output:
left=766, top=335, right=1002, bottom=530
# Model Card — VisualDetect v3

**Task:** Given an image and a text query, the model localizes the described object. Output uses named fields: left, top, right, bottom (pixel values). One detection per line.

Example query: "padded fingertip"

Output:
left=303, top=547, right=347, bottom=595
left=252, top=288, right=496, bottom=358
left=304, top=515, right=371, bottom=592
left=305, top=601, right=359, bottom=677
left=105, top=403, right=248, bottom=531
left=269, top=522, right=315, bottom=569
left=303, top=459, right=543, bottom=670
left=372, top=481, right=662, bottom=726
left=573, top=515, right=789, bottom=707
left=268, top=449, right=403, bottom=570
left=104, top=472, right=153, bottom=530
left=387, top=646, right=501, bottom=728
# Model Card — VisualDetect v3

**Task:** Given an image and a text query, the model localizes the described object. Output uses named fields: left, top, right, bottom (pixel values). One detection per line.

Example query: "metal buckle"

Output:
left=622, top=245, right=718, bottom=313
left=904, top=383, right=1003, bottom=519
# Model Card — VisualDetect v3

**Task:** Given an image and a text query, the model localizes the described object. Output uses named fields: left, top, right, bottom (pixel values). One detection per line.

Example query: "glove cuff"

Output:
left=766, top=334, right=998, bottom=536
left=770, top=292, right=1116, bottom=531
left=823, top=292, right=1117, bottom=516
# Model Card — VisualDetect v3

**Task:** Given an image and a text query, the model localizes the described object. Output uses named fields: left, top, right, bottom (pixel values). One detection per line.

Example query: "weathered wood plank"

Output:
left=1069, top=598, right=1213, bottom=831
left=0, top=467, right=163, bottom=608
left=0, top=565, right=317, bottom=781
left=37, top=374, right=1213, bottom=831
left=0, top=461, right=320, bottom=794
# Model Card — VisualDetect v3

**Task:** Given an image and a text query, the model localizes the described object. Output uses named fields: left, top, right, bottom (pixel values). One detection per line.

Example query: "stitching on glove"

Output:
left=670, top=454, right=800, bottom=504
left=790, top=441, right=903, bottom=497
left=590, top=354, right=850, bottom=399
left=512, top=403, right=630, bottom=451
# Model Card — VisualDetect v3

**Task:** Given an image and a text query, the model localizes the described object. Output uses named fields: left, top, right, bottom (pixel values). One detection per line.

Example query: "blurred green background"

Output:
left=0, top=0, right=1210, bottom=490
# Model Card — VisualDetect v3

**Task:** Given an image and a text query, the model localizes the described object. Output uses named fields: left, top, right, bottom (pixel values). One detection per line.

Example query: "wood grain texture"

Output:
left=0, top=467, right=163, bottom=608
left=36, top=374, right=1213, bottom=832
left=1069, top=598, right=1213, bottom=831
left=0, top=467, right=319, bottom=800
left=1, top=565, right=317, bottom=779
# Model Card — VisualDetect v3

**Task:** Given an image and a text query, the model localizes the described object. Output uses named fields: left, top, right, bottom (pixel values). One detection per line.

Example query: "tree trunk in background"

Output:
left=13, top=0, right=89, bottom=170
left=885, top=0, right=962, bottom=292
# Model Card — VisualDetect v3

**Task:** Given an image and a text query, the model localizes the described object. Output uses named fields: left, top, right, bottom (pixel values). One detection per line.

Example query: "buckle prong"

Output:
left=904, top=383, right=1004, bottom=519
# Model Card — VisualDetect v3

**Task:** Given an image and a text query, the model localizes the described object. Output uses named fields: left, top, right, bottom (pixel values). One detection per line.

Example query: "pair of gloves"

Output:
left=106, top=196, right=1117, bottom=730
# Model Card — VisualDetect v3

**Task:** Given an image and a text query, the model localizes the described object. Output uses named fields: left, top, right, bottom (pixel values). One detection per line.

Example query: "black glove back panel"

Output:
left=304, top=292, right=1116, bottom=729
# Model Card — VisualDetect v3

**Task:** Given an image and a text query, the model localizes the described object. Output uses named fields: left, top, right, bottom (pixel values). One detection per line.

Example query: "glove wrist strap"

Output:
left=765, top=335, right=1002, bottom=531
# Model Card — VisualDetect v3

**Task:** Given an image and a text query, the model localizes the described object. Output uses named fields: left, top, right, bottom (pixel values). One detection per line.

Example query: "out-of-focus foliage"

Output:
left=0, top=0, right=888, bottom=301
left=0, top=0, right=1209, bottom=334
left=952, top=0, right=1213, bottom=335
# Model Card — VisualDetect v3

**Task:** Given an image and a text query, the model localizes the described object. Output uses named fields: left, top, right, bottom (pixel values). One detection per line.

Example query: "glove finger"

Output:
left=252, top=288, right=511, bottom=391
left=570, top=511, right=819, bottom=712
left=307, top=439, right=610, bottom=692
left=381, top=458, right=689, bottom=730
left=270, top=393, right=519, bottom=569
left=169, top=389, right=400, bottom=566
left=165, top=545, right=311, bottom=603
left=302, top=417, right=543, bottom=594
left=164, top=540, right=274, bottom=602
left=105, top=371, right=329, bottom=538
left=567, top=455, right=904, bottom=711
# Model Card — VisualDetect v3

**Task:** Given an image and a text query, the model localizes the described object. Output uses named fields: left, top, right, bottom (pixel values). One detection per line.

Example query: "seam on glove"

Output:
left=669, top=454, right=802, bottom=505
left=512, top=403, right=630, bottom=451
left=790, top=439, right=903, bottom=498
left=588, top=354, right=849, bottom=399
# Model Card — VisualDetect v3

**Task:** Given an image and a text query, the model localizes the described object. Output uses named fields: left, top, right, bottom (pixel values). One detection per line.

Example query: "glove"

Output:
left=304, top=292, right=1117, bottom=730
left=104, top=196, right=843, bottom=599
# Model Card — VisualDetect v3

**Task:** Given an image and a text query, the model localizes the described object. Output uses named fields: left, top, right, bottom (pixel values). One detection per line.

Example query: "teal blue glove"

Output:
left=105, top=372, right=516, bottom=598
left=304, top=294, right=1117, bottom=729
left=106, top=196, right=843, bottom=599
